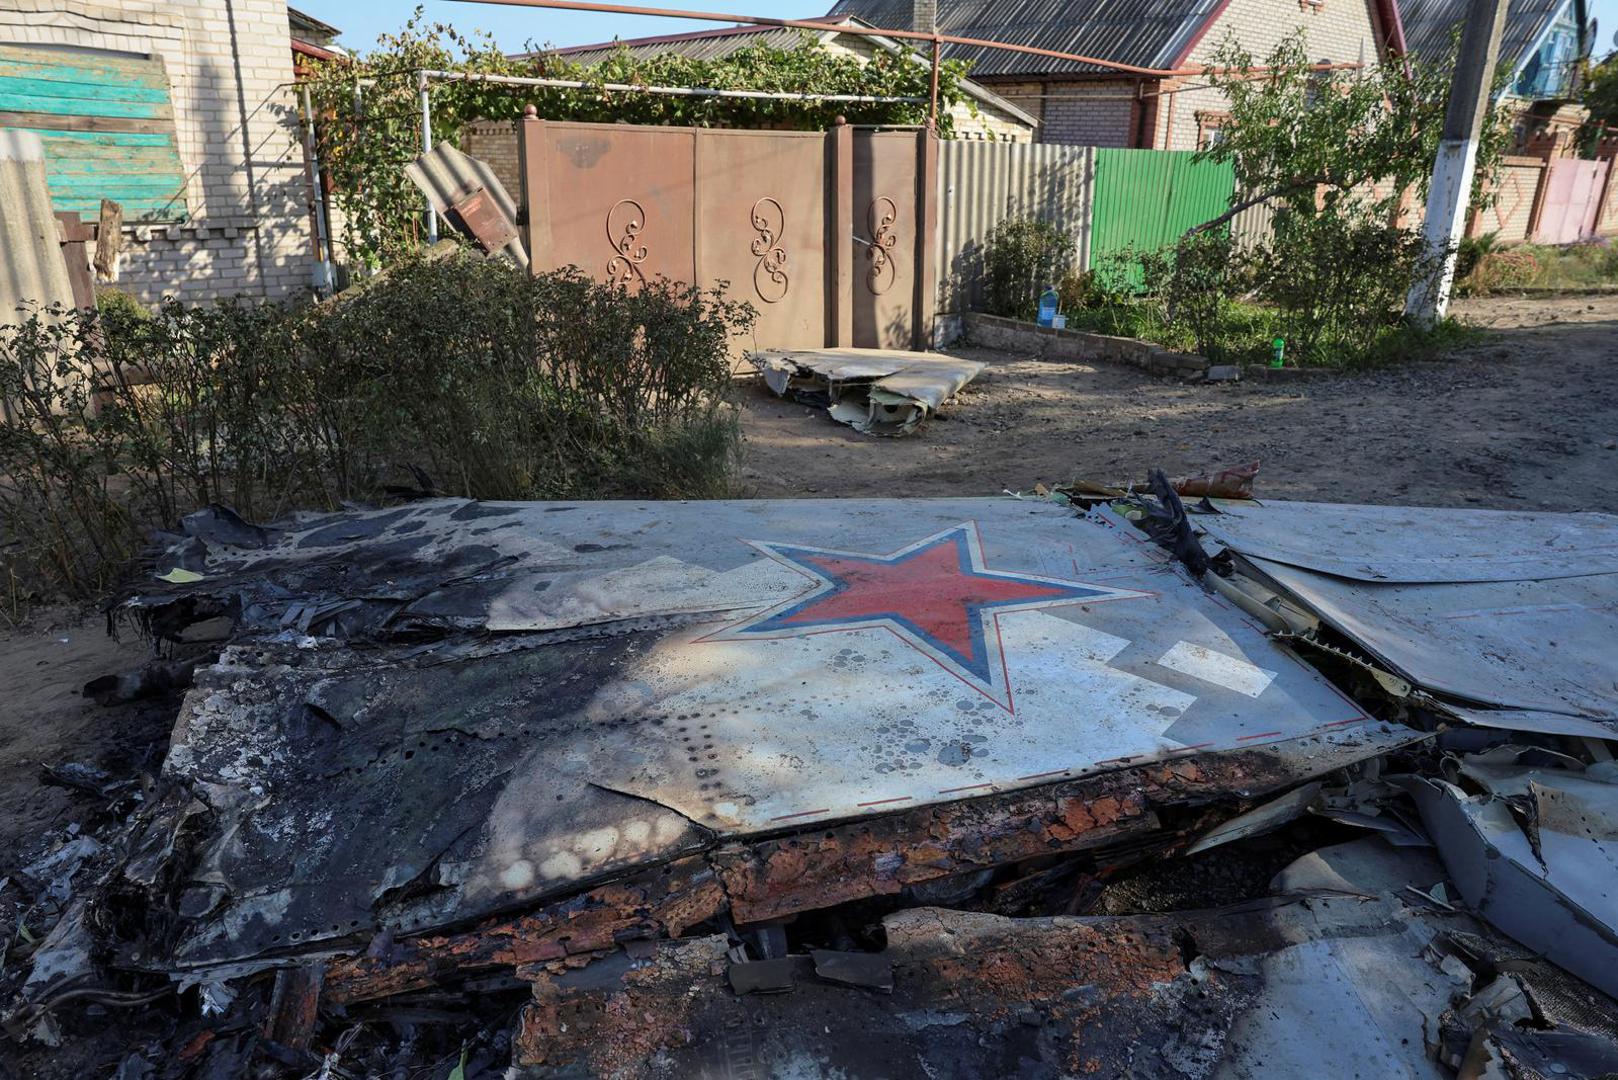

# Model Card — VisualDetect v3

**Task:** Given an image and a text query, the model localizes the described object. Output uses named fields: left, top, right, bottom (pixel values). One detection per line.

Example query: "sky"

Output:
left=296, top=0, right=1618, bottom=60
left=295, top=1, right=829, bottom=56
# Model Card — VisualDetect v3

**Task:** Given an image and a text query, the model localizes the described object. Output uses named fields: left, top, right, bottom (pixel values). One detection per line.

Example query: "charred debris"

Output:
left=3, top=474, right=1617, bottom=1079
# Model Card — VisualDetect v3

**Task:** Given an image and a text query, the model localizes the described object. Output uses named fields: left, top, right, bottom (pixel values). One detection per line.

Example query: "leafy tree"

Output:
left=304, top=10, right=972, bottom=266
left=1583, top=51, right=1618, bottom=136
left=1191, top=31, right=1510, bottom=232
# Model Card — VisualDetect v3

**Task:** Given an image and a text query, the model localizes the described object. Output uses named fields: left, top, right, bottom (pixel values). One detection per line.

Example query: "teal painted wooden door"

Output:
left=1090, top=149, right=1233, bottom=288
left=0, top=45, right=188, bottom=221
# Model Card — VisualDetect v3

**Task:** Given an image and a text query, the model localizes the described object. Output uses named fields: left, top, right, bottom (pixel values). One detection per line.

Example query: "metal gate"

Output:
left=1089, top=149, right=1234, bottom=285
left=517, top=117, right=937, bottom=350
left=1534, top=157, right=1610, bottom=245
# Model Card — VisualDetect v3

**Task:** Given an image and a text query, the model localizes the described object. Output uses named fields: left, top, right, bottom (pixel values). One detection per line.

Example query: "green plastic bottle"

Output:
left=1271, top=336, right=1286, bottom=368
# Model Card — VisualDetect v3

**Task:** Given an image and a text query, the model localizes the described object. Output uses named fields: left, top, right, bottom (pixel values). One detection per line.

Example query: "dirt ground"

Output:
left=0, top=292, right=1614, bottom=1075
left=737, top=293, right=1618, bottom=512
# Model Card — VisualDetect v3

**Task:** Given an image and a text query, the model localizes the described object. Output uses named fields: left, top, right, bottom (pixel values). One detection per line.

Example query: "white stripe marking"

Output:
left=1157, top=641, right=1276, bottom=699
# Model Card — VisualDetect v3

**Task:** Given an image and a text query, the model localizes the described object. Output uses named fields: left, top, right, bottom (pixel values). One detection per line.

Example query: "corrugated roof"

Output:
left=825, top=0, right=1224, bottom=78
left=1397, top=0, right=1567, bottom=73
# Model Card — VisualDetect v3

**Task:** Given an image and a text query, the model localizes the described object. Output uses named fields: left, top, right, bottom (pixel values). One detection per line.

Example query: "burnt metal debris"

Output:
left=4, top=482, right=1617, bottom=1078
left=749, top=348, right=985, bottom=434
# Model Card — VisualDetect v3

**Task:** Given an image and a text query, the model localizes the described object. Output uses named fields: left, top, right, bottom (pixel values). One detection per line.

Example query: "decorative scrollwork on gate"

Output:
left=606, top=198, right=649, bottom=286
left=864, top=197, right=899, bottom=296
left=749, top=197, right=789, bottom=304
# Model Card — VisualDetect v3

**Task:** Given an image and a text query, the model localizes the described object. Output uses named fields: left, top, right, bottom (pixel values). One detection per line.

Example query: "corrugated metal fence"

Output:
left=1090, top=149, right=1236, bottom=286
left=937, top=141, right=1094, bottom=312
left=936, top=143, right=1240, bottom=309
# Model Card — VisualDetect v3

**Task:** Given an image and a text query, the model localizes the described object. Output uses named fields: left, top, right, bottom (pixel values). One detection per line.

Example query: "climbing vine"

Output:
left=304, top=11, right=973, bottom=267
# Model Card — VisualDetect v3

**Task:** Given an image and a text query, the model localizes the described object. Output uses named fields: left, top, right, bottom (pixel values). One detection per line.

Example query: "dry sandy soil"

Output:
left=737, top=293, right=1618, bottom=511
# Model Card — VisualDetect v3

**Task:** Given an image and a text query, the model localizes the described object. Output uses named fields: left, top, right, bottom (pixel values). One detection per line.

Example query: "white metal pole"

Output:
left=1405, top=0, right=1509, bottom=325
left=300, top=84, right=335, bottom=293
left=418, top=70, right=438, bottom=244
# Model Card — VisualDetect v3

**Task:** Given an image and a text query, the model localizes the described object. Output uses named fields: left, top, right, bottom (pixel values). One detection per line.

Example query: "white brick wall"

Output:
left=0, top=0, right=315, bottom=304
left=1158, top=0, right=1383, bottom=150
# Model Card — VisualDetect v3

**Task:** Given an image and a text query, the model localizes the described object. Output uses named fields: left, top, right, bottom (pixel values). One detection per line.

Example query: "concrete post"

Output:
left=1405, top=0, right=1509, bottom=325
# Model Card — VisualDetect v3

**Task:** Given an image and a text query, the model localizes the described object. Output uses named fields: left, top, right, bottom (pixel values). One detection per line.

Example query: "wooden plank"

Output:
left=0, top=110, right=174, bottom=135
left=0, top=75, right=171, bottom=104
left=48, top=176, right=185, bottom=198
left=95, top=199, right=122, bottom=279
left=0, top=45, right=164, bottom=79
left=31, top=143, right=183, bottom=172
left=0, top=91, right=171, bottom=119
left=24, top=128, right=174, bottom=147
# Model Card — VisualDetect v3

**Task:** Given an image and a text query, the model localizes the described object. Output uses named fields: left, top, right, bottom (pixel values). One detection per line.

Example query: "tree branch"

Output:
left=1183, top=176, right=1332, bottom=238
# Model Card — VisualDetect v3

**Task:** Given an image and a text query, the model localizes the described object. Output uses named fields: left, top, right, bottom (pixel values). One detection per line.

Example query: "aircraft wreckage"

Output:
left=4, top=479, right=1618, bottom=1078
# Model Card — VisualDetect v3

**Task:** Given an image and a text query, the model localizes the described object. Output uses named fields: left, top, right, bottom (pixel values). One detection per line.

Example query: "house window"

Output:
left=1196, top=110, right=1232, bottom=150
left=0, top=43, right=189, bottom=221
left=1514, top=14, right=1579, bottom=99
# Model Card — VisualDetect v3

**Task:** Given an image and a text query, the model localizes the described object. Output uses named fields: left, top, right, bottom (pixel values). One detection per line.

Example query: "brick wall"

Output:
left=0, top=0, right=314, bottom=305
left=1472, top=157, right=1545, bottom=242
left=1036, top=81, right=1137, bottom=147
left=1158, top=0, right=1383, bottom=150
left=462, top=122, right=521, bottom=200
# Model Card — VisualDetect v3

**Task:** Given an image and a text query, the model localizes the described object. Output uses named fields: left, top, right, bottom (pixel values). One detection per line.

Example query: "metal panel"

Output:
left=1090, top=148, right=1234, bottom=286
left=543, top=121, right=697, bottom=288
left=0, top=45, right=187, bottom=221
left=1199, top=498, right=1618, bottom=583
left=853, top=131, right=920, bottom=349
left=1534, top=157, right=1608, bottom=245
left=694, top=128, right=828, bottom=349
left=132, top=495, right=1405, bottom=963
left=406, top=142, right=529, bottom=269
left=937, top=140, right=1094, bottom=312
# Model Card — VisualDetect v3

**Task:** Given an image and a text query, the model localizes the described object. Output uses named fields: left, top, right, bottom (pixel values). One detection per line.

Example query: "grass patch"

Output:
left=1458, top=237, right=1618, bottom=296
left=1058, top=298, right=1480, bottom=370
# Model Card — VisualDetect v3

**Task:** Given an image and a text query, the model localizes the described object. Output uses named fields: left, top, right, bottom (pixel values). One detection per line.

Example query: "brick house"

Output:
left=0, top=0, right=325, bottom=305
left=524, top=16, right=1041, bottom=142
left=830, top=0, right=1404, bottom=149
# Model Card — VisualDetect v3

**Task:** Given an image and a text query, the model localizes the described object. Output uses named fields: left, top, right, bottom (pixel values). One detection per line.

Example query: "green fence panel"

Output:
left=1090, top=149, right=1234, bottom=289
left=0, top=45, right=188, bottom=222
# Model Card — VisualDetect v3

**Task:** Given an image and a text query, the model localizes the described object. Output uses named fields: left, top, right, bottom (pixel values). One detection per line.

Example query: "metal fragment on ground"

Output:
left=1409, top=754, right=1618, bottom=1001
left=750, top=347, right=984, bottom=434
left=116, top=497, right=1408, bottom=974
left=1198, top=500, right=1618, bottom=728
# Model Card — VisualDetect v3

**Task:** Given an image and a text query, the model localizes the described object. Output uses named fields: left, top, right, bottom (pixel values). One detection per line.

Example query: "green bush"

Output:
left=980, top=217, right=1076, bottom=320
left=0, top=251, right=753, bottom=613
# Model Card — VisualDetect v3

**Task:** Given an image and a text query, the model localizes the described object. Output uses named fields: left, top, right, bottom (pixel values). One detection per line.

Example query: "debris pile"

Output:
left=749, top=347, right=984, bottom=435
left=3, top=480, right=1616, bottom=1077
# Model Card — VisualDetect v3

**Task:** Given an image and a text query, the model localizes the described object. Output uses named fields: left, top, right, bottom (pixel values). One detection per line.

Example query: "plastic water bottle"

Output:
left=1037, top=286, right=1059, bottom=327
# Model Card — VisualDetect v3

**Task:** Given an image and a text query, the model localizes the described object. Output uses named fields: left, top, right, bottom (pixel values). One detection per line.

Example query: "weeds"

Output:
left=1457, top=237, right=1618, bottom=296
left=0, top=251, right=753, bottom=612
left=980, top=218, right=1077, bottom=321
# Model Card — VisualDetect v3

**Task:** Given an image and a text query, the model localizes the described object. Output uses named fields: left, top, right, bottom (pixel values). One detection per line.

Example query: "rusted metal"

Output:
left=450, top=0, right=1367, bottom=79
left=262, top=965, right=325, bottom=1051
left=321, top=750, right=1329, bottom=1005
left=448, top=185, right=520, bottom=253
